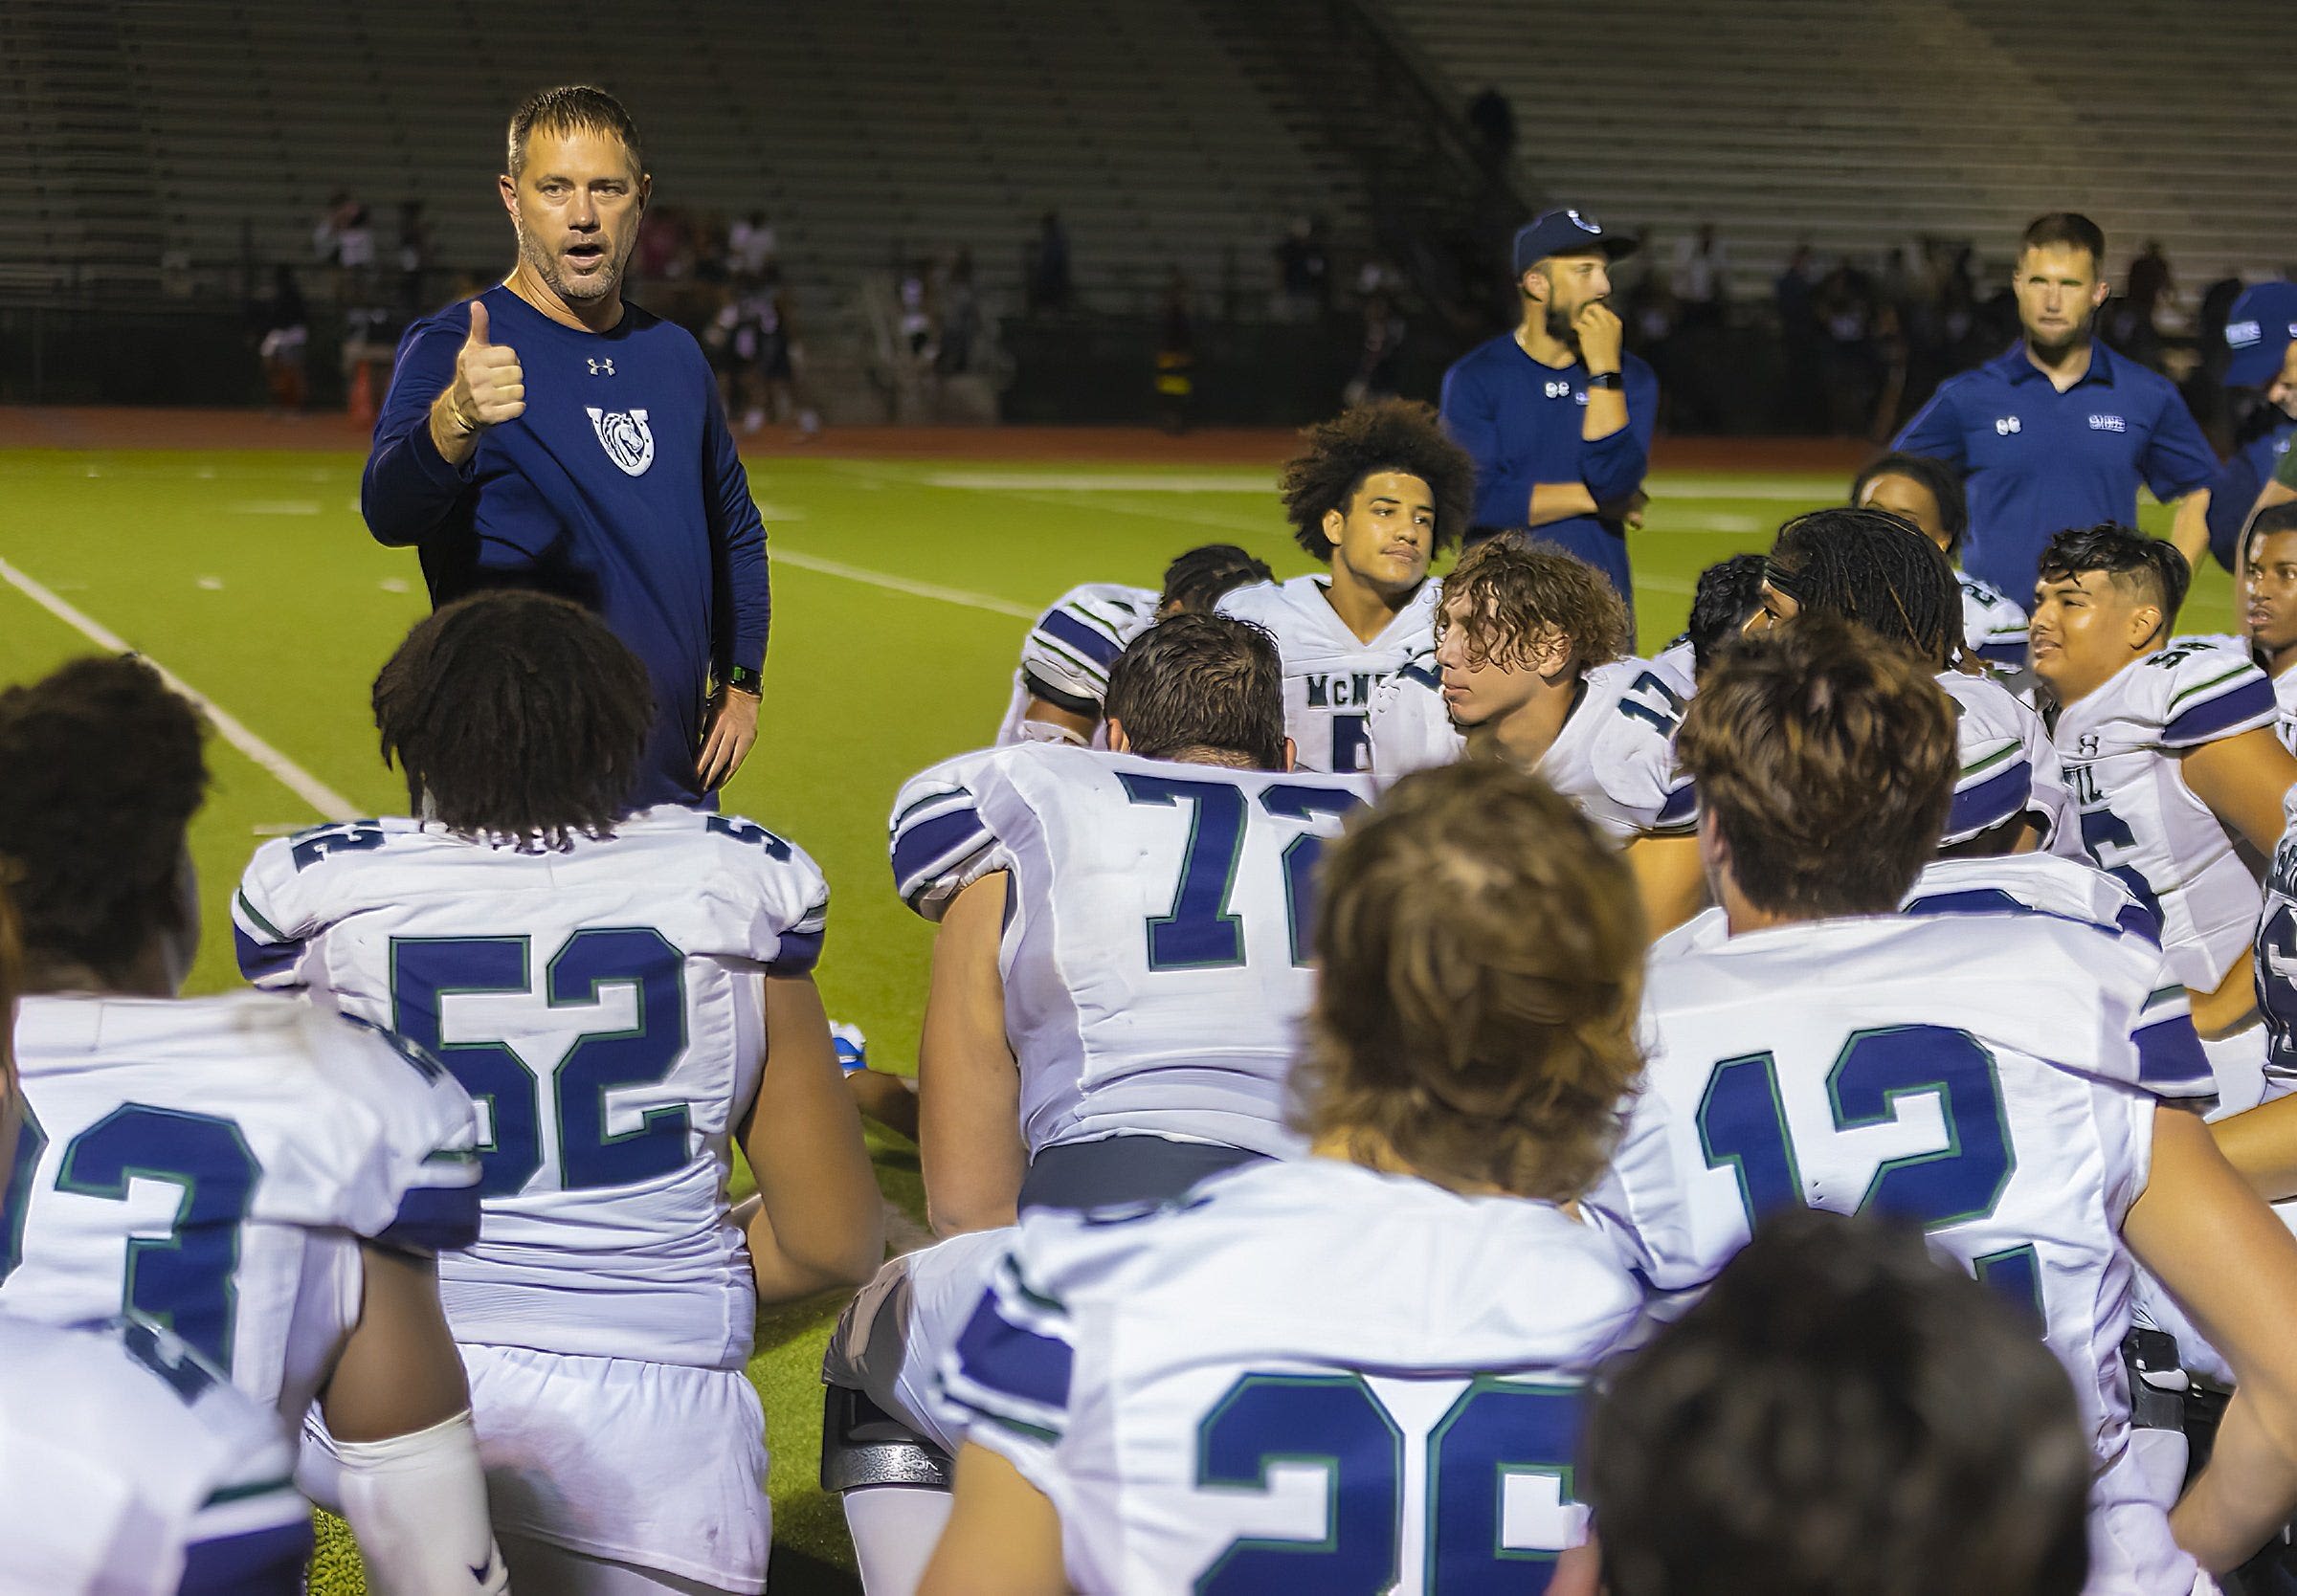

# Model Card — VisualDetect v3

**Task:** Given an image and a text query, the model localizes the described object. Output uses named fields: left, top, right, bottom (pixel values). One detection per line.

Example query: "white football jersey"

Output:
left=996, top=583, right=1160, bottom=746
left=2051, top=641, right=2280, bottom=992
left=1216, top=574, right=1439, bottom=773
left=891, top=744, right=1372, bottom=1158
left=2, top=992, right=479, bottom=1422
left=233, top=809, right=828, bottom=1369
left=0, top=1316, right=312, bottom=1596
left=1654, top=635, right=1699, bottom=688
left=1937, top=668, right=2079, bottom=853
left=937, top=1157, right=1643, bottom=1596
left=1588, top=914, right=2208, bottom=1596
left=1365, top=655, right=1697, bottom=840
left=2256, top=792, right=2297, bottom=1095
left=1959, top=570, right=2029, bottom=665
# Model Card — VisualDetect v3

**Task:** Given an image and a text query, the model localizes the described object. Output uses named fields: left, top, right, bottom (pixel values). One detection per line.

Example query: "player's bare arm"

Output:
left=2170, top=489, right=2214, bottom=573
left=2126, top=1108, right=2297, bottom=1573
left=426, top=299, right=524, bottom=468
left=317, top=1243, right=507, bottom=1593
left=739, top=974, right=884, bottom=1301
left=919, top=873, right=1028, bottom=1237
left=2211, top=1093, right=2297, bottom=1201
left=1625, top=832, right=1708, bottom=933
left=917, top=1443, right=1069, bottom=1596
left=2181, top=724, right=2297, bottom=857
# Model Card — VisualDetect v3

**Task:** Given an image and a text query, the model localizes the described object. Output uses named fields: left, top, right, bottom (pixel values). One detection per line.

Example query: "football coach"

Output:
left=1894, top=212, right=2217, bottom=602
left=1439, top=208, right=1657, bottom=605
left=361, top=85, right=768, bottom=808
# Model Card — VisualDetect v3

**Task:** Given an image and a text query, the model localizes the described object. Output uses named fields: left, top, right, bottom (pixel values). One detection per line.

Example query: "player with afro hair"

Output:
left=1278, top=397, right=1477, bottom=558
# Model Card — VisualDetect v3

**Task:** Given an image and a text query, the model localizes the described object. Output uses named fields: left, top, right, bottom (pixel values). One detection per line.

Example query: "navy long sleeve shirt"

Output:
left=1438, top=333, right=1658, bottom=603
left=2205, top=420, right=2295, bottom=572
left=1893, top=341, right=2218, bottom=601
left=362, top=286, right=769, bottom=809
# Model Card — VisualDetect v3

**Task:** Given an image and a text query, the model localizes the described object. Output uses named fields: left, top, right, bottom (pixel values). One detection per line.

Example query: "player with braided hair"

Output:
left=0, top=655, right=503, bottom=1593
left=924, top=761, right=1648, bottom=1596
left=1854, top=451, right=2030, bottom=665
left=1218, top=399, right=1476, bottom=772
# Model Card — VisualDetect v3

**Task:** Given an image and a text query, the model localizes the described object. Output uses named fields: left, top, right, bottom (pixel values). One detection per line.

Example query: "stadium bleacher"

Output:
left=1382, top=0, right=2297, bottom=292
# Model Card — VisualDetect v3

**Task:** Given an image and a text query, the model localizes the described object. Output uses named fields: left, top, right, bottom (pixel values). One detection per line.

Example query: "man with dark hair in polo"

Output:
left=1895, top=211, right=2219, bottom=600
left=1439, top=207, right=1658, bottom=605
left=362, top=84, right=769, bottom=810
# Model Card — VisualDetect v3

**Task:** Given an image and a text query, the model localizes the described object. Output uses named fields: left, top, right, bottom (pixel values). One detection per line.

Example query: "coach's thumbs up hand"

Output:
left=429, top=299, right=524, bottom=464
left=454, top=300, right=526, bottom=428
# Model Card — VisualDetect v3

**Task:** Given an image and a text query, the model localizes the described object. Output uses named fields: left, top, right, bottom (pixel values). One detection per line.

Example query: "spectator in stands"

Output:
left=1466, top=85, right=1516, bottom=167
left=1344, top=292, right=1406, bottom=407
left=1671, top=222, right=1727, bottom=331
left=361, top=83, right=769, bottom=809
left=1817, top=256, right=1880, bottom=437
left=1028, top=211, right=1072, bottom=314
left=1580, top=1208, right=2092, bottom=1596
left=256, top=264, right=308, bottom=413
left=1439, top=208, right=1656, bottom=606
left=1273, top=215, right=1329, bottom=321
left=1893, top=212, right=2219, bottom=597
left=395, top=199, right=434, bottom=313
left=939, top=250, right=983, bottom=376
left=1776, top=243, right=1822, bottom=432
left=729, top=210, right=777, bottom=277
left=1154, top=267, right=1194, bottom=433
left=2207, top=281, right=2297, bottom=574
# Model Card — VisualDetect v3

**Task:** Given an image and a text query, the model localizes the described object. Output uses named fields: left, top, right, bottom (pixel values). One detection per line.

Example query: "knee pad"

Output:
left=821, top=1383, right=954, bottom=1493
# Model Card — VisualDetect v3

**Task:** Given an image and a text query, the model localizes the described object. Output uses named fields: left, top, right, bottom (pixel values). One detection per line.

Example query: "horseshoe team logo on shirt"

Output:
left=586, top=407, right=654, bottom=477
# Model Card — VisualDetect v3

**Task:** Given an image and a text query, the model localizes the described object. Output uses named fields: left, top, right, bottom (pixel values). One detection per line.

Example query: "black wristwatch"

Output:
left=1586, top=370, right=1624, bottom=390
left=725, top=663, right=764, bottom=698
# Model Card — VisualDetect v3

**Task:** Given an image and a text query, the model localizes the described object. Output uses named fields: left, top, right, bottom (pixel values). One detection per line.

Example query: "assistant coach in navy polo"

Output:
left=1439, top=208, right=1657, bottom=604
left=362, top=85, right=769, bottom=809
left=1894, top=212, right=2216, bottom=602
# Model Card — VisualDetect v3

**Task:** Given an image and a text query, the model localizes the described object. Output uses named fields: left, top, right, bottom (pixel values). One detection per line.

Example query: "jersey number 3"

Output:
left=390, top=927, right=692, bottom=1198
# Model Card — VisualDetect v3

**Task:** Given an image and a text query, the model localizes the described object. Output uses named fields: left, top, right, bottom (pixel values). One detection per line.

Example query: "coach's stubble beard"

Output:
left=513, top=214, right=631, bottom=307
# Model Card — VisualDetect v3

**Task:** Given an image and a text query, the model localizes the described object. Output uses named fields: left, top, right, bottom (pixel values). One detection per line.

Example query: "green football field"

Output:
left=0, top=442, right=2232, bottom=1590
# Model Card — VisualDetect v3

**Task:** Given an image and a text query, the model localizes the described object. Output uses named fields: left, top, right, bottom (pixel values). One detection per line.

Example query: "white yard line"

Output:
left=0, top=555, right=358, bottom=821
left=771, top=548, right=1037, bottom=619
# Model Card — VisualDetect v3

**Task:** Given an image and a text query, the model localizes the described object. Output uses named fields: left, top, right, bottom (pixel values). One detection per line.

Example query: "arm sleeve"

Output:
left=325, top=1019, right=484, bottom=1255
left=359, top=313, right=475, bottom=549
left=704, top=816, right=832, bottom=973
left=704, top=380, right=771, bottom=676
left=890, top=752, right=1014, bottom=920
left=1581, top=363, right=1658, bottom=504
left=1891, top=383, right=1968, bottom=465
left=2157, top=651, right=2278, bottom=748
left=2140, top=388, right=2221, bottom=502
left=931, top=1242, right=1077, bottom=1510
left=1440, top=362, right=1532, bottom=528
left=231, top=839, right=314, bottom=990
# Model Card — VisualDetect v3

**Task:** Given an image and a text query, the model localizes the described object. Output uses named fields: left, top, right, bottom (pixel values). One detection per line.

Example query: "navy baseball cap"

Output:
left=2226, top=280, right=2297, bottom=388
left=1512, top=208, right=1639, bottom=275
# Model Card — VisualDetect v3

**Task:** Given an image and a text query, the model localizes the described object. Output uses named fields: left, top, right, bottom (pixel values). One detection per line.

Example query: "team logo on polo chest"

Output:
left=586, top=407, right=654, bottom=476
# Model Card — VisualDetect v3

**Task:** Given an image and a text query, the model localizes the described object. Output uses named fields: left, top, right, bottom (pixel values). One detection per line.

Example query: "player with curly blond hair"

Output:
left=1367, top=535, right=1705, bottom=926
